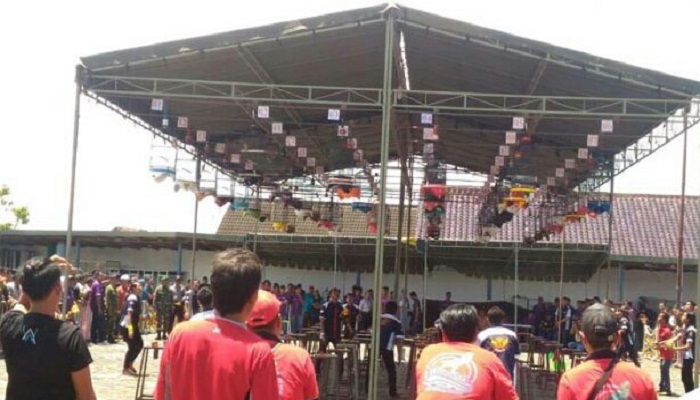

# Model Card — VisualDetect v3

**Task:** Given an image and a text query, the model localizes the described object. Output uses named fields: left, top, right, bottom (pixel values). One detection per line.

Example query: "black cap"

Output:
left=581, top=304, right=617, bottom=343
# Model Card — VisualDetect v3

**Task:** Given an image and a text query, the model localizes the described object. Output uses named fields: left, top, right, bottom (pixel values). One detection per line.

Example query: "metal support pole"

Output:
left=191, top=157, right=201, bottom=280
left=676, top=108, right=689, bottom=307
left=333, top=235, right=338, bottom=289
left=394, top=162, right=406, bottom=297
left=63, top=65, right=83, bottom=319
left=695, top=113, right=700, bottom=387
left=368, top=8, right=396, bottom=398
left=177, top=241, right=183, bottom=274
left=514, top=245, right=519, bottom=328
left=403, top=154, right=414, bottom=298
left=557, top=230, right=565, bottom=345
left=606, top=165, right=615, bottom=301
left=423, top=240, right=428, bottom=330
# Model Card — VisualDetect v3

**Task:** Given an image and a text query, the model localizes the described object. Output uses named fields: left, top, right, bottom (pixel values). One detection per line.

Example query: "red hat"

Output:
left=247, top=290, right=281, bottom=328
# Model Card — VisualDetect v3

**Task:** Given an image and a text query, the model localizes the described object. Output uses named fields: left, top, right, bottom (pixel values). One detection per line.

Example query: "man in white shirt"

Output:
left=358, top=290, right=373, bottom=331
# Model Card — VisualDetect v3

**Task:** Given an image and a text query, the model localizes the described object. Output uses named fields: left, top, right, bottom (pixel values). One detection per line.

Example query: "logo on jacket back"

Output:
left=423, top=352, right=478, bottom=394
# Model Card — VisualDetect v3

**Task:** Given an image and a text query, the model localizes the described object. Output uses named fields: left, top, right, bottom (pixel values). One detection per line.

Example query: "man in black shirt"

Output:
left=320, top=288, right=343, bottom=350
left=121, top=282, right=144, bottom=376
left=0, top=255, right=96, bottom=400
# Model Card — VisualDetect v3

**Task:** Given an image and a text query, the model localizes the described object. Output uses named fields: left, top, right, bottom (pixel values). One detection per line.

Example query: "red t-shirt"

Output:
left=415, top=341, right=517, bottom=400
left=557, top=354, right=657, bottom=400
left=269, top=341, right=319, bottom=400
left=155, top=318, right=279, bottom=400
left=117, top=286, right=128, bottom=312
left=658, top=325, right=673, bottom=360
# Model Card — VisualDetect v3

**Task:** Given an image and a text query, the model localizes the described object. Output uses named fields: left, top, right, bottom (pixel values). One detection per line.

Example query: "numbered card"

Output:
left=421, top=113, right=433, bottom=125
left=327, top=109, right=341, bottom=121
left=244, top=161, right=254, bottom=171
left=285, top=135, right=296, bottom=147
left=499, top=145, right=510, bottom=157
left=151, top=98, right=164, bottom=111
left=555, top=168, right=565, bottom=178
left=353, top=149, right=364, bottom=161
left=297, top=147, right=307, bottom=157
left=512, top=116, right=525, bottom=130
left=547, top=177, right=556, bottom=186
left=257, top=105, right=270, bottom=119
left=162, top=118, right=169, bottom=128
left=578, top=148, right=589, bottom=159
left=346, top=138, right=357, bottom=149
left=215, top=143, right=226, bottom=154
left=196, top=130, right=207, bottom=143
left=177, top=116, right=188, bottom=128
left=271, top=122, right=283, bottom=135
left=423, top=142, right=434, bottom=155
left=505, top=131, right=517, bottom=145
left=490, top=165, right=500, bottom=175
left=495, top=156, right=505, bottom=167
left=423, top=127, right=438, bottom=141
left=337, top=125, right=349, bottom=137
left=565, top=159, right=575, bottom=169
left=587, top=134, right=599, bottom=147
left=601, top=119, right=613, bottom=133
left=307, top=157, right=316, bottom=167
left=230, top=154, right=241, bottom=164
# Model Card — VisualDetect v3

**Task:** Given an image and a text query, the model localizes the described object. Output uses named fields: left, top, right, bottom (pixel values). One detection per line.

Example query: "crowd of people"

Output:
left=0, top=250, right=694, bottom=399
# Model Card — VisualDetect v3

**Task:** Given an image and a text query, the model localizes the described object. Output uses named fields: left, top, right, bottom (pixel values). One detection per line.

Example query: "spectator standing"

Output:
left=121, top=283, right=143, bottom=376
left=379, top=301, right=404, bottom=399
left=673, top=312, right=696, bottom=394
left=477, top=306, right=520, bottom=378
left=320, top=289, right=343, bottom=351
left=358, top=290, right=373, bottom=331
left=89, top=271, right=106, bottom=344
left=105, top=274, right=119, bottom=343
left=190, top=286, right=215, bottom=321
left=656, top=312, right=674, bottom=395
left=290, top=285, right=304, bottom=334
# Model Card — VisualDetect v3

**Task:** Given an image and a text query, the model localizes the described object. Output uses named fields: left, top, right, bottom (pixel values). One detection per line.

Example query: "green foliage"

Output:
left=0, top=185, right=30, bottom=231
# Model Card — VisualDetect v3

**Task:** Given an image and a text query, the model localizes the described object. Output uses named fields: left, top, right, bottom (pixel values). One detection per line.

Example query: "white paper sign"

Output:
left=151, top=98, right=164, bottom=111
left=297, top=147, right=307, bottom=157
left=512, top=116, right=525, bottom=130
left=307, top=157, right=316, bottom=167
left=257, top=105, right=269, bottom=119
left=547, top=177, right=557, bottom=186
left=490, top=165, right=500, bottom=175
left=565, top=159, right=576, bottom=169
left=196, top=130, right=207, bottom=143
left=215, top=143, right=226, bottom=154
left=244, top=161, right=254, bottom=170
left=346, top=138, right=357, bottom=149
left=285, top=136, right=296, bottom=147
left=337, top=125, right=349, bottom=137
left=271, top=122, right=283, bottom=135
left=555, top=168, right=565, bottom=178
left=327, top=109, right=341, bottom=121
left=423, top=127, right=438, bottom=141
left=587, top=134, right=599, bottom=147
left=230, top=154, right=241, bottom=164
left=601, top=119, right=613, bottom=133
left=177, top=117, right=188, bottom=129
left=353, top=149, right=363, bottom=161
left=495, top=156, right=505, bottom=167
left=421, top=113, right=433, bottom=125
left=162, top=118, right=169, bottom=127
left=505, top=131, right=517, bottom=145
left=578, top=148, right=589, bottom=159
left=499, top=145, right=510, bottom=157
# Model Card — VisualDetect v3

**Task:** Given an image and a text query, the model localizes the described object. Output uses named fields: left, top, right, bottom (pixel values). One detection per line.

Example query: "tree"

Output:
left=0, top=185, right=30, bottom=231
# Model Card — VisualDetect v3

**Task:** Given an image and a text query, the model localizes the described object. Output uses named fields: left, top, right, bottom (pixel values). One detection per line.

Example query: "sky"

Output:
left=0, top=0, right=698, bottom=234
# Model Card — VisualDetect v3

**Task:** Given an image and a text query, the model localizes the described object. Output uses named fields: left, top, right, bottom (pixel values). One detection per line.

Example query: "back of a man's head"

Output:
left=210, top=249, right=262, bottom=316
left=385, top=301, right=398, bottom=315
left=439, top=304, right=479, bottom=343
left=581, top=303, right=618, bottom=351
left=487, top=306, right=506, bottom=326
left=197, top=286, right=213, bottom=309
left=21, top=257, right=61, bottom=302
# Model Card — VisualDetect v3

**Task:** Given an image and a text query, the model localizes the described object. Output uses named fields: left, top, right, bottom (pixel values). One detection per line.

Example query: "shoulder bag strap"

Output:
left=586, top=357, right=620, bottom=400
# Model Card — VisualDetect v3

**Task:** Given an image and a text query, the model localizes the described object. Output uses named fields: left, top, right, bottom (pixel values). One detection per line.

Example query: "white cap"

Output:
left=121, top=274, right=130, bottom=281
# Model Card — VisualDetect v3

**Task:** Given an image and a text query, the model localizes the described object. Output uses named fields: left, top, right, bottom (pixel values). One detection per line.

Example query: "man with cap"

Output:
left=247, top=290, right=319, bottom=400
left=154, top=276, right=173, bottom=340
left=105, top=274, right=119, bottom=343
left=557, top=303, right=657, bottom=400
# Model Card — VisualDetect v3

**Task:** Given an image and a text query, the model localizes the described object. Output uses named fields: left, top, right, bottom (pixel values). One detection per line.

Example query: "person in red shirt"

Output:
left=656, top=312, right=674, bottom=395
left=247, top=290, right=319, bottom=400
left=557, top=304, right=657, bottom=400
left=415, top=304, right=518, bottom=400
left=154, top=249, right=279, bottom=400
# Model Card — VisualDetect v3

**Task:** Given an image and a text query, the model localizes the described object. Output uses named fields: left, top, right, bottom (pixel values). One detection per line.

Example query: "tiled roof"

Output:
left=217, top=192, right=699, bottom=260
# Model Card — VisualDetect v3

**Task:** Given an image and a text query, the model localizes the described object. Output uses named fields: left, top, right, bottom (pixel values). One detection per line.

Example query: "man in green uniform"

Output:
left=105, top=274, right=119, bottom=343
left=154, top=276, right=173, bottom=340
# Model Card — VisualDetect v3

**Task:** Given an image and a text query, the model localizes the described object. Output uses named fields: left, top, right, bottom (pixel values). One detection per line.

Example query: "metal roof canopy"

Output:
left=80, top=3, right=700, bottom=191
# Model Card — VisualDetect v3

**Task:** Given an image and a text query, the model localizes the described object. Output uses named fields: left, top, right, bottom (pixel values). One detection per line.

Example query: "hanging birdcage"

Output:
left=421, top=184, right=447, bottom=239
left=215, top=174, right=235, bottom=207
left=318, top=201, right=341, bottom=231
left=239, top=186, right=268, bottom=222
left=149, top=137, right=177, bottom=183
left=271, top=198, right=294, bottom=233
left=327, top=175, right=361, bottom=200
left=367, top=204, right=390, bottom=235
left=195, top=164, right=217, bottom=201
left=294, top=200, right=317, bottom=222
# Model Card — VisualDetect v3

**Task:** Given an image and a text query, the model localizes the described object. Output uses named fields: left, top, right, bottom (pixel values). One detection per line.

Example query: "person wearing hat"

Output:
left=120, top=282, right=143, bottom=376
left=154, top=276, right=174, bottom=340
left=556, top=303, right=656, bottom=400
left=247, top=290, right=319, bottom=400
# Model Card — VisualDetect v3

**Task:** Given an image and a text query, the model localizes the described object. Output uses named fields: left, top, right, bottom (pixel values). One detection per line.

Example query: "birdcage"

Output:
left=327, top=175, right=361, bottom=200
left=367, top=204, right=390, bottom=235
left=318, top=201, right=342, bottom=231
left=148, top=137, right=177, bottom=183
left=271, top=198, right=293, bottom=233
left=215, top=174, right=235, bottom=207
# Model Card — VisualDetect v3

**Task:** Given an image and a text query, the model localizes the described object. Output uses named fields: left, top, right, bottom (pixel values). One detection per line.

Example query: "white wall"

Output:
left=24, top=244, right=696, bottom=306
